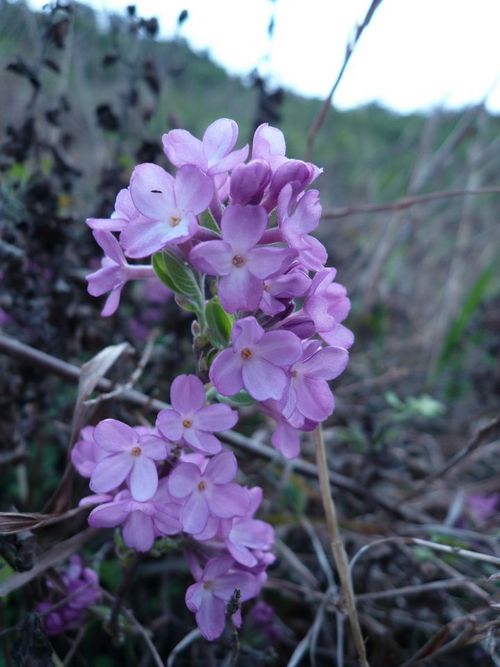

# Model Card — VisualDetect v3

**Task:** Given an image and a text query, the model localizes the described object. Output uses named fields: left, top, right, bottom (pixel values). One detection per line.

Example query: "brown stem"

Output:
left=313, top=425, right=369, bottom=667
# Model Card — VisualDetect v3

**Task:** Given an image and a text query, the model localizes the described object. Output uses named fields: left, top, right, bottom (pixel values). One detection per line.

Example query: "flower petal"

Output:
left=208, top=483, right=250, bottom=518
left=130, top=456, right=159, bottom=502
left=156, top=409, right=183, bottom=442
left=213, top=572, right=259, bottom=602
left=193, top=404, right=238, bottom=432
left=205, top=450, right=237, bottom=484
left=181, top=491, right=209, bottom=534
left=170, top=374, right=206, bottom=413
left=123, top=511, right=155, bottom=551
left=242, top=357, right=288, bottom=401
left=301, top=346, right=349, bottom=380
left=219, top=269, right=262, bottom=313
left=174, top=165, right=213, bottom=214
left=209, top=348, right=243, bottom=396
left=220, top=204, right=268, bottom=252
left=130, top=163, right=175, bottom=219
left=257, top=330, right=302, bottom=366
left=162, top=129, right=205, bottom=169
left=247, top=246, right=295, bottom=279
left=168, top=463, right=201, bottom=498
left=196, top=592, right=226, bottom=640
left=183, top=429, right=222, bottom=455
left=94, top=419, right=137, bottom=453
left=88, top=499, right=129, bottom=527
left=90, top=454, right=133, bottom=493
left=138, top=435, right=168, bottom=460
left=189, top=240, right=232, bottom=275
left=203, top=118, right=238, bottom=165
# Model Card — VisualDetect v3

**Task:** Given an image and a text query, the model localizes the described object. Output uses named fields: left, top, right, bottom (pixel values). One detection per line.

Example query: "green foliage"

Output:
left=152, top=250, right=204, bottom=315
left=205, top=297, right=234, bottom=349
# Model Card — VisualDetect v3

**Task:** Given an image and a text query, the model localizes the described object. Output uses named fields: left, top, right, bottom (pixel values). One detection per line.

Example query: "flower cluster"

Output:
left=82, top=118, right=352, bottom=640
left=35, top=556, right=100, bottom=635
left=73, top=374, right=274, bottom=640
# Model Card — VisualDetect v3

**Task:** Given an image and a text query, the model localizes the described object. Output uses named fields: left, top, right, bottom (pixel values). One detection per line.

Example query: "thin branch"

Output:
left=321, top=186, right=500, bottom=220
left=306, top=0, right=384, bottom=160
left=356, top=577, right=492, bottom=602
left=313, top=425, right=369, bottom=667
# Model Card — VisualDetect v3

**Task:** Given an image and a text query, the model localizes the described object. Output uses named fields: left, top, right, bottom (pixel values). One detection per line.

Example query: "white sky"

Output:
left=30, top=0, right=500, bottom=112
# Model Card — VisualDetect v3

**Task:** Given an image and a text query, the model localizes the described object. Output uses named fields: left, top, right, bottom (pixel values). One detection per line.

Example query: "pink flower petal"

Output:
left=171, top=374, right=206, bottom=413
left=138, top=435, right=168, bottom=460
left=90, top=453, right=133, bottom=493
left=193, top=404, right=238, bottom=432
left=181, top=491, right=209, bottom=534
left=130, top=456, right=159, bottom=502
left=123, top=511, right=155, bottom=551
left=101, top=288, right=122, bottom=317
left=221, top=204, right=268, bottom=252
left=174, top=165, right=213, bottom=214
left=189, top=240, right=232, bottom=275
left=88, top=499, right=129, bottom=527
left=162, top=129, right=205, bottom=169
left=168, top=463, right=201, bottom=498
left=208, top=483, right=250, bottom=518
left=205, top=450, right=237, bottom=484
left=183, top=429, right=222, bottom=455
left=130, top=163, right=175, bottom=219
left=209, top=348, right=243, bottom=396
left=242, top=357, right=287, bottom=401
left=213, top=572, right=259, bottom=602
left=203, top=118, right=238, bottom=164
left=219, top=269, right=262, bottom=313
left=93, top=230, right=125, bottom=265
left=247, top=246, right=295, bottom=279
left=185, top=581, right=203, bottom=612
left=156, top=409, right=183, bottom=442
left=301, top=346, right=349, bottom=380
left=196, top=592, right=226, bottom=640
left=94, top=419, right=137, bottom=453
left=256, top=331, right=302, bottom=366
left=203, top=555, right=234, bottom=580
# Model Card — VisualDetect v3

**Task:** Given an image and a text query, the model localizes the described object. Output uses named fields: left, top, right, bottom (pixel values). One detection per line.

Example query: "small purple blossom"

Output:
left=163, top=118, right=248, bottom=176
left=120, top=163, right=213, bottom=258
left=210, top=316, right=302, bottom=401
left=185, top=555, right=260, bottom=640
left=35, top=556, right=100, bottom=635
left=89, top=419, right=168, bottom=501
left=303, top=269, right=354, bottom=349
left=86, top=231, right=155, bottom=316
left=168, top=450, right=249, bottom=534
left=190, top=204, right=295, bottom=313
left=281, top=341, right=349, bottom=425
left=88, top=480, right=182, bottom=552
left=156, top=374, right=237, bottom=455
left=259, top=266, right=311, bottom=316
left=70, top=426, right=103, bottom=478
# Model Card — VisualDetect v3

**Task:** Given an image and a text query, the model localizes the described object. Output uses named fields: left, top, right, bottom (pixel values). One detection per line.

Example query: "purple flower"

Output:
left=209, top=316, right=302, bottom=401
left=281, top=341, right=349, bottom=424
left=71, top=426, right=104, bottom=478
left=252, top=123, right=287, bottom=170
left=156, top=374, right=237, bottom=455
left=190, top=204, right=295, bottom=313
left=467, top=493, right=500, bottom=522
left=89, top=419, right=168, bottom=501
left=168, top=450, right=249, bottom=534
left=86, top=231, right=155, bottom=316
left=230, top=159, right=271, bottom=205
left=304, top=269, right=354, bottom=349
left=185, top=555, right=260, bottom=640
left=88, top=480, right=182, bottom=552
left=120, top=163, right=213, bottom=258
left=259, top=266, right=311, bottom=316
left=86, top=187, right=147, bottom=233
left=35, top=556, right=101, bottom=635
left=278, top=185, right=327, bottom=270
left=162, top=118, right=248, bottom=176
left=220, top=487, right=274, bottom=567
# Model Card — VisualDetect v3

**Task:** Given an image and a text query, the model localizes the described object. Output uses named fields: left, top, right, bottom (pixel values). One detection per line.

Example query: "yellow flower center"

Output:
left=241, top=348, right=252, bottom=360
left=131, top=446, right=142, bottom=457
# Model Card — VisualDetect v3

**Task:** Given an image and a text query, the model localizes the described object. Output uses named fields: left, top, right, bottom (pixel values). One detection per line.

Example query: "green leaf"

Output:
left=205, top=297, right=234, bottom=348
left=200, top=209, right=220, bottom=233
left=152, top=250, right=203, bottom=312
left=214, top=390, right=255, bottom=408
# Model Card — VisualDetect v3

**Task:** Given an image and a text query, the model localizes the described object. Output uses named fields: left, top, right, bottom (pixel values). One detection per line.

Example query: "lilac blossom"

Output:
left=89, top=419, right=168, bottom=501
left=278, top=185, right=327, bottom=270
left=210, top=316, right=302, bottom=401
left=35, top=556, right=100, bottom=635
left=220, top=487, right=274, bottom=567
left=229, top=159, right=271, bottom=205
left=259, top=266, right=311, bottom=316
left=303, top=269, right=355, bottom=349
left=86, top=231, right=154, bottom=316
left=88, top=480, right=182, bottom=552
left=190, top=204, right=295, bottom=313
left=120, top=163, right=213, bottom=258
left=168, top=450, right=249, bottom=534
left=185, top=555, right=260, bottom=640
left=281, top=341, right=349, bottom=425
left=156, top=374, right=237, bottom=455
left=70, top=426, right=104, bottom=478
left=162, top=118, right=248, bottom=176
left=252, top=123, right=287, bottom=170
left=86, top=187, right=147, bottom=233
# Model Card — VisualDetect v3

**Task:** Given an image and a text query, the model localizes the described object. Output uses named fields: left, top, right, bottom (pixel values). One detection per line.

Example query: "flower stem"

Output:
left=313, top=425, right=369, bottom=667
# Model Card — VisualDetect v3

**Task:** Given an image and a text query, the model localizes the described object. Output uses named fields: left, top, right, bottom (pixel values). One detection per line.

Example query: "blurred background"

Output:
left=0, top=1, right=499, bottom=665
